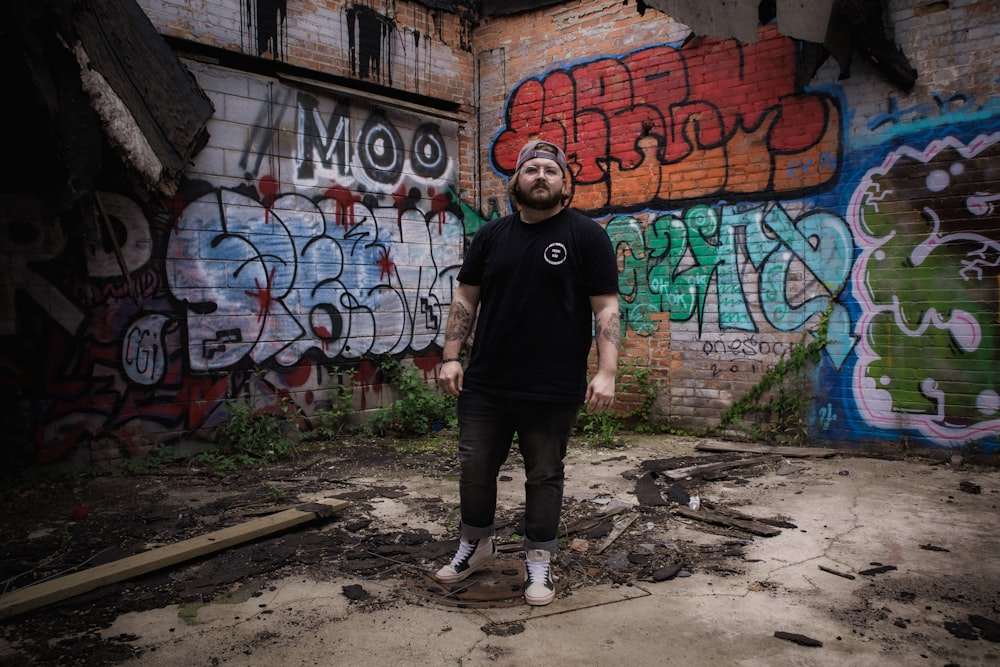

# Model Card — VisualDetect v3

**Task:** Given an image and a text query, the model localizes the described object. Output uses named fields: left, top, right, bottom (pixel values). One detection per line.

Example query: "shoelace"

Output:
left=526, top=558, right=550, bottom=584
left=451, top=539, right=476, bottom=566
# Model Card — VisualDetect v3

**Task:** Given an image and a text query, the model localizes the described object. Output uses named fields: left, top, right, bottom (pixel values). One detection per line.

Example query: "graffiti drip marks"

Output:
left=492, top=26, right=843, bottom=214
left=851, top=133, right=1000, bottom=442
left=346, top=5, right=395, bottom=85
left=241, top=0, right=288, bottom=59
left=162, top=185, right=464, bottom=380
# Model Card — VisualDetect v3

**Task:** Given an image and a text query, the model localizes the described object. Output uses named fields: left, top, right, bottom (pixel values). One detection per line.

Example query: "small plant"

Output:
left=306, top=367, right=357, bottom=441
left=716, top=303, right=833, bottom=445
left=191, top=451, right=259, bottom=476
left=579, top=410, right=623, bottom=448
left=576, top=359, right=659, bottom=446
left=370, top=356, right=456, bottom=437
left=215, top=394, right=302, bottom=461
left=616, top=361, right=658, bottom=431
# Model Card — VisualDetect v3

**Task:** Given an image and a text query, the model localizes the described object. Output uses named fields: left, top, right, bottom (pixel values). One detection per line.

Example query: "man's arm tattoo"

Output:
left=594, top=312, right=621, bottom=356
left=446, top=301, right=474, bottom=342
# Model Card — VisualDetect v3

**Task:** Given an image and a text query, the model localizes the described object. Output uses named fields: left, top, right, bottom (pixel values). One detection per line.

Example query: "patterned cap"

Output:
left=515, top=140, right=568, bottom=173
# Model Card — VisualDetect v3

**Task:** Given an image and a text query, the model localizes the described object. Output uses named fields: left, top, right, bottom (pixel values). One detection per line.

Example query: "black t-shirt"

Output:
left=457, top=207, right=618, bottom=403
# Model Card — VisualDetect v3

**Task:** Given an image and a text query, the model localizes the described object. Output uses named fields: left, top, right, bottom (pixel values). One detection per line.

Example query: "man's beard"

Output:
left=515, top=182, right=563, bottom=210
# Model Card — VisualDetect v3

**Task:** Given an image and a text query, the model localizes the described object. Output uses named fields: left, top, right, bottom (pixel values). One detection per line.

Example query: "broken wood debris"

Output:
left=672, top=506, right=781, bottom=537
left=774, top=631, right=823, bottom=647
left=659, top=455, right=784, bottom=481
left=959, top=481, right=982, bottom=494
left=650, top=563, right=683, bottom=582
left=635, top=471, right=669, bottom=506
left=818, top=565, right=856, bottom=580
left=696, top=442, right=840, bottom=459
left=0, top=498, right=349, bottom=620
left=596, top=515, right=640, bottom=554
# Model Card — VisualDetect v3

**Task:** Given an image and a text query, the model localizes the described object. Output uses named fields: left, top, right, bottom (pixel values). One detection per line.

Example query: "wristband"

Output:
left=442, top=358, right=461, bottom=364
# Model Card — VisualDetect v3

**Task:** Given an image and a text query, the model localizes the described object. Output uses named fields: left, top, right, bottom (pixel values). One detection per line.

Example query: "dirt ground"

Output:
left=1, top=434, right=998, bottom=666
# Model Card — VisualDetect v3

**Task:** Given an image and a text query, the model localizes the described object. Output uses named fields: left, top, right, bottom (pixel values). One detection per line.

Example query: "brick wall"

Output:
left=473, top=0, right=1000, bottom=450
left=3, top=0, right=999, bottom=469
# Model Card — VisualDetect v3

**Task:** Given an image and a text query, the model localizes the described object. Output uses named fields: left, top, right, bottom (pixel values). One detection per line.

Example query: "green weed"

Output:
left=215, top=395, right=302, bottom=462
left=716, top=303, right=833, bottom=445
left=369, top=356, right=456, bottom=437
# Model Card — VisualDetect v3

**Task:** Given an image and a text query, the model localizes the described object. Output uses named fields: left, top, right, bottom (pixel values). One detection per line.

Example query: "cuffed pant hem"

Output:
left=524, top=537, right=559, bottom=554
left=460, top=521, right=495, bottom=541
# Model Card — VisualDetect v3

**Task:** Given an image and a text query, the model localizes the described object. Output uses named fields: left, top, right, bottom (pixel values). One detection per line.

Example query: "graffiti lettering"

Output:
left=607, top=202, right=856, bottom=368
left=297, top=94, right=352, bottom=180
left=869, top=90, right=1000, bottom=131
left=295, top=93, right=450, bottom=189
left=493, top=26, right=841, bottom=213
left=0, top=196, right=83, bottom=335
left=123, top=313, right=171, bottom=386
left=165, top=186, right=463, bottom=378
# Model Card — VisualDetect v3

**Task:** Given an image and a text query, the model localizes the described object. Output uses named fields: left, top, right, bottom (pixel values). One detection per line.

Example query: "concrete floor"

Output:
left=95, top=438, right=1000, bottom=666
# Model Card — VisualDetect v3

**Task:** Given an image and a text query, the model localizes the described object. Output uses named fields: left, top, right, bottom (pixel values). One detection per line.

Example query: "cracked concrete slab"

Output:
left=87, top=440, right=999, bottom=667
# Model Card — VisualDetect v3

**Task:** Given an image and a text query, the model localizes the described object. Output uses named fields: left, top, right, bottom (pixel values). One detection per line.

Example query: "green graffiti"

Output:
left=605, top=203, right=852, bottom=357
left=851, top=135, right=1000, bottom=442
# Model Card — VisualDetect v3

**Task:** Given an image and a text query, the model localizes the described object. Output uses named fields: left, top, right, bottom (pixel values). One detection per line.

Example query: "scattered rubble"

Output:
left=1, top=437, right=997, bottom=665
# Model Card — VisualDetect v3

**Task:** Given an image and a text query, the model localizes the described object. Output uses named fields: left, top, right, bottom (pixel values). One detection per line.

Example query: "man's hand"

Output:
left=584, top=369, right=615, bottom=413
left=439, top=360, right=464, bottom=397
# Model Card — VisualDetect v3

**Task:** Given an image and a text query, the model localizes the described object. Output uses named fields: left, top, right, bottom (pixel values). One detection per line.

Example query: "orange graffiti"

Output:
left=495, top=25, right=841, bottom=212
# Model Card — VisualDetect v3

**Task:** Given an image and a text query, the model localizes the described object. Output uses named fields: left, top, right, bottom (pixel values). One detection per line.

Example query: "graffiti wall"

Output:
left=486, top=20, right=1000, bottom=451
left=4, top=0, right=998, bottom=468
left=0, top=59, right=476, bottom=466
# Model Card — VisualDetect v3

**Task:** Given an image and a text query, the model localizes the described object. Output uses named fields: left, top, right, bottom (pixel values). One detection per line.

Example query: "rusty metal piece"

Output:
left=410, top=559, right=526, bottom=608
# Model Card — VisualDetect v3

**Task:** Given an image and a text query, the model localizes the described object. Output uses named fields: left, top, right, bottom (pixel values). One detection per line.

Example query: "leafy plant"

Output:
left=112, top=445, right=187, bottom=475
left=716, top=303, right=833, bottom=445
left=616, top=360, right=659, bottom=431
left=191, top=451, right=259, bottom=476
left=370, top=356, right=456, bottom=437
left=579, top=410, right=623, bottom=448
left=214, top=394, right=302, bottom=461
left=576, top=359, right=659, bottom=446
left=305, top=366, right=357, bottom=440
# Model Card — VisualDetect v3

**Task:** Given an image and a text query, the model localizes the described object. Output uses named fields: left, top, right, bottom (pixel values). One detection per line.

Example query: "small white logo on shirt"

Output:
left=544, top=242, right=568, bottom=265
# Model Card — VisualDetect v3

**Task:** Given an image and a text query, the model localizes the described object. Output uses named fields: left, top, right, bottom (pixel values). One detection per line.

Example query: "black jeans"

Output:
left=455, top=390, right=580, bottom=553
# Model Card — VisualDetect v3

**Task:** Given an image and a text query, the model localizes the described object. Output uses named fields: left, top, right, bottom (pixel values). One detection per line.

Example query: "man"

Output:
left=435, top=140, right=620, bottom=606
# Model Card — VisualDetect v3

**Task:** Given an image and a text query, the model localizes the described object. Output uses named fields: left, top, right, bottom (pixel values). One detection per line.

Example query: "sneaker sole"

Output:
left=524, top=589, right=555, bottom=606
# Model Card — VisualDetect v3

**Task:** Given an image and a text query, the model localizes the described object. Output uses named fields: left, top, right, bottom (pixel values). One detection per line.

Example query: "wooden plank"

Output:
left=672, top=506, right=781, bottom=537
left=661, top=455, right=783, bottom=481
left=596, top=515, right=640, bottom=554
left=695, top=442, right=840, bottom=458
left=0, top=498, right=349, bottom=620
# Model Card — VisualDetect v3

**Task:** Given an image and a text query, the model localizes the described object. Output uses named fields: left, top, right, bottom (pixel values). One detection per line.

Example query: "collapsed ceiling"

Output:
left=3, top=0, right=916, bottom=215
left=443, top=0, right=918, bottom=92
left=1, top=0, right=213, bottom=207
left=636, top=0, right=916, bottom=91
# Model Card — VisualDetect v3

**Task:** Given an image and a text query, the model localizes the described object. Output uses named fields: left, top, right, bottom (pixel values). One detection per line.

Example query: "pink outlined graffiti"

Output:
left=850, top=133, right=1000, bottom=443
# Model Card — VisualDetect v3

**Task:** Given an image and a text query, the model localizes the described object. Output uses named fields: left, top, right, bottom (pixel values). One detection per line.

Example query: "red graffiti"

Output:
left=259, top=174, right=280, bottom=223
left=323, top=185, right=362, bottom=230
left=376, top=247, right=395, bottom=280
left=354, top=359, right=381, bottom=411
left=493, top=26, right=841, bottom=211
left=412, top=354, right=441, bottom=380
left=245, top=267, right=278, bottom=322
left=428, top=188, right=450, bottom=234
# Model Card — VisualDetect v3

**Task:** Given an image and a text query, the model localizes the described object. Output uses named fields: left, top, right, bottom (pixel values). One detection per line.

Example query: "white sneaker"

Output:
left=524, top=549, right=555, bottom=606
left=435, top=537, right=496, bottom=583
